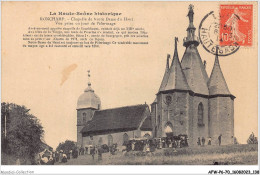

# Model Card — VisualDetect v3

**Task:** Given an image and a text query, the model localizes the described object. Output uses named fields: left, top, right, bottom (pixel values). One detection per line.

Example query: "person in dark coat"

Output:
left=90, top=146, right=95, bottom=160
left=201, top=137, right=205, bottom=146
left=208, top=137, right=211, bottom=145
left=55, top=151, right=59, bottom=162
left=97, top=146, right=103, bottom=161
left=162, top=138, right=166, bottom=148
left=66, top=151, right=70, bottom=160
left=61, top=154, right=67, bottom=163
left=218, top=134, right=222, bottom=146
left=59, top=150, right=63, bottom=163
left=72, top=149, right=78, bottom=159
left=197, top=137, right=201, bottom=146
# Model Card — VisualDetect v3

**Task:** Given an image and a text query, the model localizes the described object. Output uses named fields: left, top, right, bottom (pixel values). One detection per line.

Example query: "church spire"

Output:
left=183, top=4, right=199, bottom=47
left=208, top=47, right=231, bottom=95
left=158, top=54, right=171, bottom=92
left=163, top=37, right=190, bottom=91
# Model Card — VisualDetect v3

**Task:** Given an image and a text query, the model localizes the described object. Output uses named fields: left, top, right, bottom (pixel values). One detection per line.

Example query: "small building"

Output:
left=76, top=78, right=152, bottom=148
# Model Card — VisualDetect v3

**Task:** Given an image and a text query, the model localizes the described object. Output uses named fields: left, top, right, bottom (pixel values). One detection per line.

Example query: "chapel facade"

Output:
left=150, top=5, right=235, bottom=146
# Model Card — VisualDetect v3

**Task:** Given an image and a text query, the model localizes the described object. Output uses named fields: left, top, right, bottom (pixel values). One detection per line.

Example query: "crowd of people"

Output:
left=197, top=137, right=211, bottom=146
left=37, top=133, right=237, bottom=164
left=37, top=148, right=79, bottom=165
left=74, top=143, right=119, bottom=161
left=36, top=135, right=190, bottom=164
left=197, top=134, right=234, bottom=146
left=122, top=135, right=189, bottom=153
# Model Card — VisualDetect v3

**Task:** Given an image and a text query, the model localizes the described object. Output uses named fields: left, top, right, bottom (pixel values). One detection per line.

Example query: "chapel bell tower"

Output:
left=76, top=70, right=101, bottom=147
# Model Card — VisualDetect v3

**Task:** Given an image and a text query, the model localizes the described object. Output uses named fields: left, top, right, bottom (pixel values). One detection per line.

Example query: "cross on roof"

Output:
left=87, top=70, right=91, bottom=86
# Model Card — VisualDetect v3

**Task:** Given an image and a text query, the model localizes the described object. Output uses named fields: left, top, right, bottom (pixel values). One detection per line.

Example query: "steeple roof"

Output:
left=158, top=54, right=170, bottom=92
left=162, top=38, right=190, bottom=92
left=181, top=46, right=209, bottom=95
left=208, top=53, right=231, bottom=95
left=77, top=70, right=101, bottom=110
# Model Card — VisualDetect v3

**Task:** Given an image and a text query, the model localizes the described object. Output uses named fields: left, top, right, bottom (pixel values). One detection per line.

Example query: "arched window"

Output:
left=123, top=133, right=129, bottom=144
left=108, top=135, right=113, bottom=146
left=198, top=103, right=204, bottom=126
left=164, top=122, right=173, bottom=133
left=164, top=122, right=174, bottom=137
left=82, top=113, right=86, bottom=123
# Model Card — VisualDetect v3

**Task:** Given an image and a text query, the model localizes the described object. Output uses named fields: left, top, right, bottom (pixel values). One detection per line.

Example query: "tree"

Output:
left=247, top=132, right=258, bottom=144
left=56, top=140, right=77, bottom=154
left=1, top=102, right=45, bottom=164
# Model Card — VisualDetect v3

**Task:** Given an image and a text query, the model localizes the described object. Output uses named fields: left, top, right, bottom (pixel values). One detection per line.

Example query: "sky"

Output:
left=2, top=1, right=258, bottom=149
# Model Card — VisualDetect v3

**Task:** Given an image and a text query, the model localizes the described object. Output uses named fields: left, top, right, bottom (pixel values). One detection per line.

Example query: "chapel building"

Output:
left=151, top=5, right=235, bottom=146
left=76, top=77, right=152, bottom=148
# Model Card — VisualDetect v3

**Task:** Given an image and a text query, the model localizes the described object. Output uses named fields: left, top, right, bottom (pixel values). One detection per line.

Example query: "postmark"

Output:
left=219, top=4, right=253, bottom=47
left=199, top=11, right=239, bottom=56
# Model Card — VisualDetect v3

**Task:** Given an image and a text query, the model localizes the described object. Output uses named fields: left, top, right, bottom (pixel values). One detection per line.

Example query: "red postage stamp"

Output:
left=219, top=4, right=253, bottom=46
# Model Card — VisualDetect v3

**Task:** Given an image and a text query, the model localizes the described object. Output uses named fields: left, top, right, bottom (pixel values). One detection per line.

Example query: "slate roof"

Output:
left=81, top=104, right=151, bottom=135
left=77, top=83, right=101, bottom=110
left=161, top=39, right=191, bottom=92
left=140, top=115, right=153, bottom=131
left=181, top=46, right=209, bottom=95
left=208, top=54, right=231, bottom=95
left=158, top=54, right=170, bottom=92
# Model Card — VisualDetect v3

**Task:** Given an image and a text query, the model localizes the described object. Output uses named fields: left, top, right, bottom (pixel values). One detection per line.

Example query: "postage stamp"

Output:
left=219, top=4, right=253, bottom=47
left=199, top=11, right=240, bottom=56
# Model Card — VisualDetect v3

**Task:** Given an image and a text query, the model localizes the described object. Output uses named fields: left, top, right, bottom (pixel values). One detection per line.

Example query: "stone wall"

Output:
left=159, top=92, right=190, bottom=137
left=153, top=92, right=235, bottom=146
left=187, top=94, right=194, bottom=146
left=156, top=94, right=163, bottom=137
left=77, top=108, right=96, bottom=147
left=190, top=96, right=209, bottom=146
left=77, top=108, right=95, bottom=125
left=209, top=97, right=234, bottom=145
left=77, top=125, right=84, bottom=147
left=150, top=102, right=157, bottom=137
left=82, top=129, right=152, bottom=149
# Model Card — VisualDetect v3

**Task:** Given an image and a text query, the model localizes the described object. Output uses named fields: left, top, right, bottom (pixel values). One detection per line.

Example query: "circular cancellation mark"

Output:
left=198, top=11, right=239, bottom=56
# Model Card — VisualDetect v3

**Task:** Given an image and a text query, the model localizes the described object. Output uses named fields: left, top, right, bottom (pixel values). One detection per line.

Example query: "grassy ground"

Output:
left=55, top=144, right=258, bottom=165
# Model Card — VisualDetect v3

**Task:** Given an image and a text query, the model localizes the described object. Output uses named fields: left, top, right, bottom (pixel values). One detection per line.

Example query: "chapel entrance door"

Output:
left=164, top=122, right=174, bottom=136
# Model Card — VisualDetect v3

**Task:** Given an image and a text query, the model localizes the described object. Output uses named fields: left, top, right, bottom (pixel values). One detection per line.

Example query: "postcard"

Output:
left=1, top=1, right=258, bottom=174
